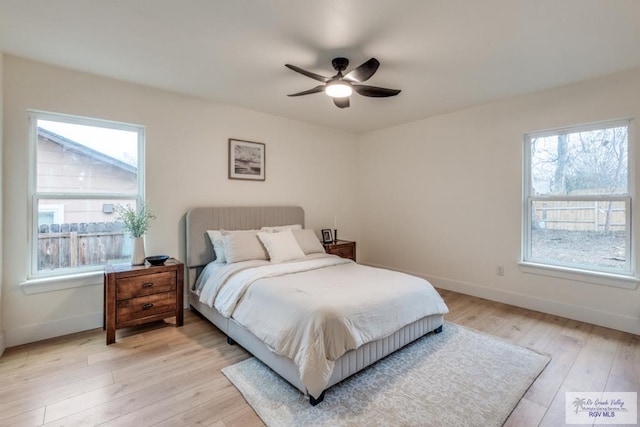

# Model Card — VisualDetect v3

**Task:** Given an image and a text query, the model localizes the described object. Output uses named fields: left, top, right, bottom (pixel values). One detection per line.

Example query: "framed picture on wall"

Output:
left=228, top=139, right=266, bottom=181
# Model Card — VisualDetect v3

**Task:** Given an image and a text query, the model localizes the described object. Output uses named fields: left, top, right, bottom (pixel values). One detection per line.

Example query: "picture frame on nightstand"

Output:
left=321, top=229, right=333, bottom=244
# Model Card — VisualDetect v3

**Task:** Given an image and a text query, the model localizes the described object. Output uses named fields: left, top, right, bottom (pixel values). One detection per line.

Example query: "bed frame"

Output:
left=185, top=206, right=444, bottom=405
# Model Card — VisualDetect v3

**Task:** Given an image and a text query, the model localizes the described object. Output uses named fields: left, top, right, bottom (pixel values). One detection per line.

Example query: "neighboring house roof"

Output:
left=38, top=127, right=137, bottom=174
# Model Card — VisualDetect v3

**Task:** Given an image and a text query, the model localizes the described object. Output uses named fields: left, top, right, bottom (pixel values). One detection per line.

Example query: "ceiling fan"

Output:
left=285, top=57, right=401, bottom=109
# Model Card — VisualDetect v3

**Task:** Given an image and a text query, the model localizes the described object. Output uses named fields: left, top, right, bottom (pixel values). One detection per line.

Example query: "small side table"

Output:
left=324, top=240, right=356, bottom=262
left=104, top=258, right=184, bottom=345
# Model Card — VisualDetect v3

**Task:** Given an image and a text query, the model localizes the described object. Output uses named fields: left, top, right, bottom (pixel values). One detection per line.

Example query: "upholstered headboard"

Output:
left=185, top=206, right=305, bottom=287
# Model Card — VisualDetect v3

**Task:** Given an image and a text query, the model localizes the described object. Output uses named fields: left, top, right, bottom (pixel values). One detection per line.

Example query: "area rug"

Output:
left=221, top=322, right=550, bottom=427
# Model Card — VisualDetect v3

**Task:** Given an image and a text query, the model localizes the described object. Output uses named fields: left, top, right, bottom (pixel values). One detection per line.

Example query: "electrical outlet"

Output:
left=496, top=265, right=504, bottom=276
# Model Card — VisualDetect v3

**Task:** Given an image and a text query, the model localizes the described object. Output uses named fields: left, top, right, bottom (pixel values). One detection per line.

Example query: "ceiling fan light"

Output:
left=325, top=82, right=352, bottom=98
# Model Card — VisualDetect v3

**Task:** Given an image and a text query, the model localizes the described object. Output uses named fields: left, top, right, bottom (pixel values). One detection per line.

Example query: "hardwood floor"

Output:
left=0, top=289, right=638, bottom=426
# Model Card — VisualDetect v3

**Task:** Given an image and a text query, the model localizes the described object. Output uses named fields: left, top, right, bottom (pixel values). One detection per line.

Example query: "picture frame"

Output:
left=228, top=138, right=266, bottom=181
left=321, top=229, right=333, bottom=244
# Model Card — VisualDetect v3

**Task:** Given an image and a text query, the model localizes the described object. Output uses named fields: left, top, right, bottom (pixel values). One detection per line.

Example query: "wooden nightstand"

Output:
left=104, top=258, right=184, bottom=345
left=324, top=240, right=356, bottom=262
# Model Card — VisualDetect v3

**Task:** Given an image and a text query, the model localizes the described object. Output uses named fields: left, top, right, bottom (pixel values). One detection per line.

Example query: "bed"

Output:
left=185, top=206, right=448, bottom=405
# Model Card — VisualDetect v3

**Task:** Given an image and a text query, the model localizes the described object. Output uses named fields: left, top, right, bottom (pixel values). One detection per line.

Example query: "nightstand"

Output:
left=104, top=258, right=184, bottom=345
left=324, top=239, right=356, bottom=262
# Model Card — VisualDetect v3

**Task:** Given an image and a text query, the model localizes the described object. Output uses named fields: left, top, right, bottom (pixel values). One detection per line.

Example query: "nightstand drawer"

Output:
left=116, top=271, right=176, bottom=299
left=329, top=245, right=353, bottom=258
left=116, top=291, right=177, bottom=323
left=104, top=258, right=184, bottom=344
left=325, top=240, right=356, bottom=261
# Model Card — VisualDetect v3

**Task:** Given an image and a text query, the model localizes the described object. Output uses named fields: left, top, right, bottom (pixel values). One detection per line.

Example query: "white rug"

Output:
left=222, top=323, right=550, bottom=427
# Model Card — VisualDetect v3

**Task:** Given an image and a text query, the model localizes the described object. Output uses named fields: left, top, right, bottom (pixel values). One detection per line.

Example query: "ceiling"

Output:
left=1, top=1, right=640, bottom=134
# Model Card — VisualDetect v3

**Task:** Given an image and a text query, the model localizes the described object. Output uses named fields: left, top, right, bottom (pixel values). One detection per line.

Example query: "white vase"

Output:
left=132, top=236, right=146, bottom=265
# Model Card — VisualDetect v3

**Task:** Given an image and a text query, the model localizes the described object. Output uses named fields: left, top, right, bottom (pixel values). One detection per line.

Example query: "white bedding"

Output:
left=196, top=254, right=449, bottom=398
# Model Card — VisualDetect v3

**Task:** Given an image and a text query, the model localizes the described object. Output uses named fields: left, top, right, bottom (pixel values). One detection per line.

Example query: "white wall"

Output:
left=358, top=68, right=640, bottom=335
left=0, top=53, right=5, bottom=356
left=4, top=54, right=640, bottom=348
left=2, top=55, right=360, bottom=347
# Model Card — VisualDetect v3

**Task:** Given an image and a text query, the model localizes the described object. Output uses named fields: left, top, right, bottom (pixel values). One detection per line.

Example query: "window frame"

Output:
left=27, top=110, right=145, bottom=280
left=521, top=118, right=638, bottom=287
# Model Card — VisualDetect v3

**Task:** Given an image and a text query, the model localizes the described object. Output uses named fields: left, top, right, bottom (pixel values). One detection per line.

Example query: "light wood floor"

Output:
left=0, top=289, right=638, bottom=426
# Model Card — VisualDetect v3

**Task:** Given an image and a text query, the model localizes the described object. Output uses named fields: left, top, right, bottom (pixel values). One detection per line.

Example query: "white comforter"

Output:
left=196, top=254, right=449, bottom=398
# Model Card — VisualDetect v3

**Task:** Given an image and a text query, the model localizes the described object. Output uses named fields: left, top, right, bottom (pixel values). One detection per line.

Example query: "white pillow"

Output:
left=260, top=224, right=303, bottom=233
left=292, top=229, right=326, bottom=255
left=206, top=230, right=226, bottom=263
left=222, top=230, right=269, bottom=263
left=257, top=229, right=306, bottom=263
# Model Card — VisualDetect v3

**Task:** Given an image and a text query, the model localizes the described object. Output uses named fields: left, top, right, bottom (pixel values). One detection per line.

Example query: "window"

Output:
left=523, top=119, right=633, bottom=277
left=29, top=111, right=145, bottom=277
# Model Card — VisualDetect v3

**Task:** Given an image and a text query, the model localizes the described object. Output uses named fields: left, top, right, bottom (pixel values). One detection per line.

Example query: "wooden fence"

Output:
left=532, top=201, right=625, bottom=232
left=37, top=222, right=130, bottom=271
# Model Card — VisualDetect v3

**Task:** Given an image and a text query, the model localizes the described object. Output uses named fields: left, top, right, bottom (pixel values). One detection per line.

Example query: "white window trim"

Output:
left=522, top=118, right=637, bottom=289
left=20, top=270, right=104, bottom=294
left=518, top=262, right=639, bottom=290
left=27, top=110, right=146, bottom=287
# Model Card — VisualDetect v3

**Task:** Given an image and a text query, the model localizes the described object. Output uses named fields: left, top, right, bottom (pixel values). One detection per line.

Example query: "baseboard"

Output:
left=363, top=262, right=640, bottom=336
left=4, top=311, right=103, bottom=348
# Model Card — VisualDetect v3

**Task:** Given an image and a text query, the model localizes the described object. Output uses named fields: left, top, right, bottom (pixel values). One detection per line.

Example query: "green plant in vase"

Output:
left=115, top=202, right=156, bottom=264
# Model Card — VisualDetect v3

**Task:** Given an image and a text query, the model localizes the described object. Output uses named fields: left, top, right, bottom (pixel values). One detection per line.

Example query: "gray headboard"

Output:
left=185, top=206, right=304, bottom=286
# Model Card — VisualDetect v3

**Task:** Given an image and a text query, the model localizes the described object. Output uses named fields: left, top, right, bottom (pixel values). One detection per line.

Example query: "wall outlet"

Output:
left=496, top=265, right=504, bottom=276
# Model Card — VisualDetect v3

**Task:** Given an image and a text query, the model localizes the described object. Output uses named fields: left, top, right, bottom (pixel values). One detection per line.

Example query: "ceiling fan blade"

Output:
left=352, top=84, right=401, bottom=97
left=343, top=58, right=380, bottom=82
left=285, top=64, right=329, bottom=83
left=287, top=85, right=326, bottom=97
left=333, top=97, right=350, bottom=109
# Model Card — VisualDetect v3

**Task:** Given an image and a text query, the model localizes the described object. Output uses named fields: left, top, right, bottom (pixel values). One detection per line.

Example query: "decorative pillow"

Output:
left=260, top=224, right=303, bottom=233
left=257, top=229, right=306, bottom=263
left=222, top=230, right=269, bottom=263
left=292, top=229, right=326, bottom=255
left=206, top=230, right=226, bottom=263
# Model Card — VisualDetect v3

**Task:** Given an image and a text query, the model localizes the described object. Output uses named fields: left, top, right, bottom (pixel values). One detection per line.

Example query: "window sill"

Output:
left=518, top=262, right=639, bottom=290
left=20, top=271, right=103, bottom=294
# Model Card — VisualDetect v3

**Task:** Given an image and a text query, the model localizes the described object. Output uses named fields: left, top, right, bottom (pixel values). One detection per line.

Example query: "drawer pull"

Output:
left=142, top=282, right=154, bottom=288
left=142, top=303, right=154, bottom=310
